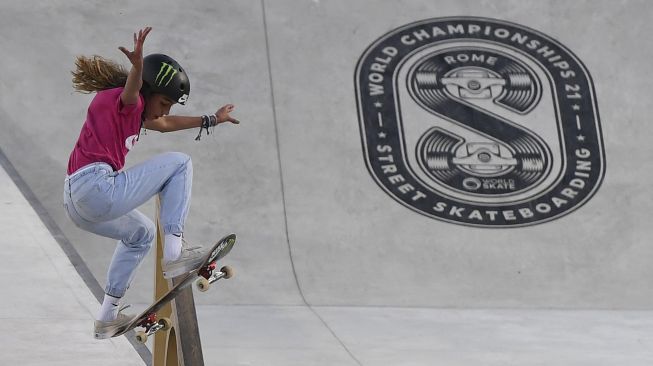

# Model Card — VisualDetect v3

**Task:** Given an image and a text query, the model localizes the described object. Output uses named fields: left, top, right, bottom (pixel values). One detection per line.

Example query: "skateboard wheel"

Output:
left=160, top=317, right=172, bottom=331
left=135, top=331, right=148, bottom=344
left=196, top=277, right=210, bottom=292
left=221, top=265, right=234, bottom=279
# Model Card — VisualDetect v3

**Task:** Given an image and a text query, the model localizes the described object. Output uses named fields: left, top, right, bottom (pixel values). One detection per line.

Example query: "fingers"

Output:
left=214, top=105, right=240, bottom=125
left=218, top=104, right=235, bottom=114
left=127, top=27, right=152, bottom=52
left=140, top=27, right=152, bottom=42
left=119, top=27, right=151, bottom=64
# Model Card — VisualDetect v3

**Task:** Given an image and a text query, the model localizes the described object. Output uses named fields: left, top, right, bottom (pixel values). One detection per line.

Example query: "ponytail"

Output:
left=71, top=55, right=128, bottom=93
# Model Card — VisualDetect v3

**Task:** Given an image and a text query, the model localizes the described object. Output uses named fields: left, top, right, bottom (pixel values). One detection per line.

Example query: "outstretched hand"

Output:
left=119, top=27, right=152, bottom=69
left=215, top=104, right=240, bottom=125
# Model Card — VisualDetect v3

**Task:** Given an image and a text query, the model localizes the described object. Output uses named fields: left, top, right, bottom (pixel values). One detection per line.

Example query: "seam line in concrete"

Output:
left=260, top=0, right=308, bottom=305
left=259, top=2, right=363, bottom=365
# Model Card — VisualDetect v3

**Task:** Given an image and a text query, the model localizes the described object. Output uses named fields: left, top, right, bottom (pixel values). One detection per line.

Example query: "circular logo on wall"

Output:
left=355, top=17, right=605, bottom=227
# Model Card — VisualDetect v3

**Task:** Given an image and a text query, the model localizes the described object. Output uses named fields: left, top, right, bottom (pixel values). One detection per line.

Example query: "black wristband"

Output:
left=195, top=115, right=212, bottom=141
left=201, top=115, right=211, bottom=129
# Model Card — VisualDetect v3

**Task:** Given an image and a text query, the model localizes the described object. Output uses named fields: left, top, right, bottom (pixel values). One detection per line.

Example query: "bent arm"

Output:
left=119, top=27, right=151, bottom=105
left=120, top=66, right=143, bottom=105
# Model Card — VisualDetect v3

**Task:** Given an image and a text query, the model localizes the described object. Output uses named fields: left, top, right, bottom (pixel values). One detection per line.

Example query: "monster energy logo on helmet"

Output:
left=142, top=53, right=190, bottom=105
left=155, top=63, right=178, bottom=87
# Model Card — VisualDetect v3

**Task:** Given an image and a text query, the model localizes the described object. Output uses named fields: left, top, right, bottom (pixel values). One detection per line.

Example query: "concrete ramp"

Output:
left=0, top=152, right=145, bottom=365
left=1, top=1, right=652, bottom=365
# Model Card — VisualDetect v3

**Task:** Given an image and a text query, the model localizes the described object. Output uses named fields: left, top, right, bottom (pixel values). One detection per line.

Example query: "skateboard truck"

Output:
left=133, top=262, right=234, bottom=343
left=196, top=263, right=234, bottom=292
left=134, top=313, right=172, bottom=344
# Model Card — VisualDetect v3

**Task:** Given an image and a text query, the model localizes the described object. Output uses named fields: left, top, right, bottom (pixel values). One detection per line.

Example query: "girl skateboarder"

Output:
left=62, top=27, right=239, bottom=338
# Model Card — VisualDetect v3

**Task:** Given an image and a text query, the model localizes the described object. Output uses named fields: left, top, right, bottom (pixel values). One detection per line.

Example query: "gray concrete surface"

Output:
left=4, top=158, right=652, bottom=366
left=1, top=0, right=653, bottom=365
left=196, top=305, right=653, bottom=366
left=0, top=162, right=144, bottom=365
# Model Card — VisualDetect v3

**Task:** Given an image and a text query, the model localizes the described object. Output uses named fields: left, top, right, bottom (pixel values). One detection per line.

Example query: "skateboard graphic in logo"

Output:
left=409, top=48, right=548, bottom=197
left=355, top=17, right=605, bottom=227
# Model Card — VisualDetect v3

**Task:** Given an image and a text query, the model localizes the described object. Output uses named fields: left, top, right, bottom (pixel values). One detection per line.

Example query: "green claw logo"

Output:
left=154, top=62, right=177, bottom=87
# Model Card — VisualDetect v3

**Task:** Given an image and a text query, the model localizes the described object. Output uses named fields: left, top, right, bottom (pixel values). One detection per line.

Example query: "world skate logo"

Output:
left=355, top=17, right=605, bottom=227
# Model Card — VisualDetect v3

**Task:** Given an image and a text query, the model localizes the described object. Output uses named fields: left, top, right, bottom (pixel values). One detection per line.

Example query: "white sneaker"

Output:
left=162, top=240, right=205, bottom=279
left=93, top=305, right=135, bottom=339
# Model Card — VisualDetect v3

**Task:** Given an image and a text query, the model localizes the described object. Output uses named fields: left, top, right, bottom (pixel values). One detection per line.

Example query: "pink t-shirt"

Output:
left=67, top=87, right=144, bottom=174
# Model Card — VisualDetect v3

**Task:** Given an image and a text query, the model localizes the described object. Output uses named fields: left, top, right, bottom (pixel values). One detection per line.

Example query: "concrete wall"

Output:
left=0, top=0, right=650, bottom=309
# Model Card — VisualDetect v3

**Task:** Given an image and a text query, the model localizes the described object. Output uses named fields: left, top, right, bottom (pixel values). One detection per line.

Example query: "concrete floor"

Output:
left=192, top=305, right=653, bottom=366
left=1, top=0, right=652, bottom=365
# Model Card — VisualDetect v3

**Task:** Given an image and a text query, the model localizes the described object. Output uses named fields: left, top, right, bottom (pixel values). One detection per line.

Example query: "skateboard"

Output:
left=106, top=233, right=237, bottom=343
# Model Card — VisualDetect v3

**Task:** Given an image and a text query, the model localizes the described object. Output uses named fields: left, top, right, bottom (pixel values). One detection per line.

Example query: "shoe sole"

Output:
left=94, top=332, right=111, bottom=340
left=162, top=267, right=192, bottom=279
left=162, top=258, right=205, bottom=279
left=163, top=266, right=197, bottom=280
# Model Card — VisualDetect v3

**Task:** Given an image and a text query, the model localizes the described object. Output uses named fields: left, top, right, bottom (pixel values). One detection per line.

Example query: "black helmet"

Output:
left=142, top=54, right=190, bottom=104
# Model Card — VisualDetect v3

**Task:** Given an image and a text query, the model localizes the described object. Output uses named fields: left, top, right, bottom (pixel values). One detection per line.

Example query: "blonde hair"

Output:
left=71, top=55, right=128, bottom=93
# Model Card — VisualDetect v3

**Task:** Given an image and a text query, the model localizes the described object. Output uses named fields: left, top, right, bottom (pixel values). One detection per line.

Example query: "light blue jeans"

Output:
left=63, top=152, right=193, bottom=297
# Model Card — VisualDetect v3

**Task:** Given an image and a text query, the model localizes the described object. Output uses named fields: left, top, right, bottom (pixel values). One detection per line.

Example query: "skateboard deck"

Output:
left=105, top=233, right=236, bottom=342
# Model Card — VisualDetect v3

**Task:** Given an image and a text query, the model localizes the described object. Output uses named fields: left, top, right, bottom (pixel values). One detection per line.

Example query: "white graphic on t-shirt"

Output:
left=125, top=134, right=138, bottom=151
